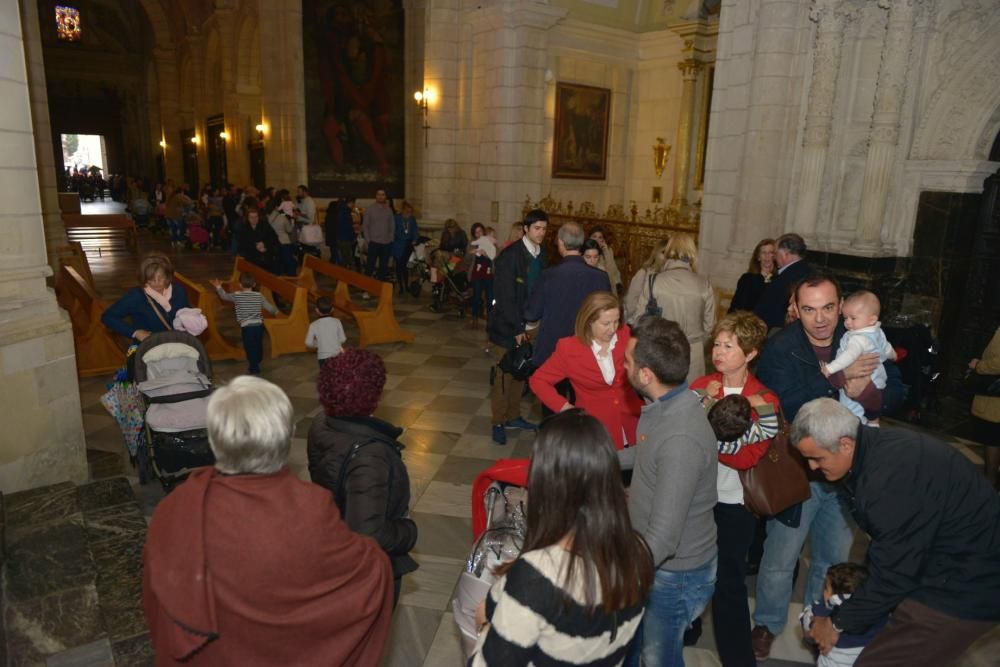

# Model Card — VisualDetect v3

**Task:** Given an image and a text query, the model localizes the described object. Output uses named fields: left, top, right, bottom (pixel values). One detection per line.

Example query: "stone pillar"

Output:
left=18, top=0, right=69, bottom=274
left=463, top=1, right=566, bottom=231
left=793, top=0, right=848, bottom=241
left=259, top=0, right=307, bottom=188
left=856, top=0, right=917, bottom=251
left=0, top=1, right=87, bottom=493
left=216, top=4, right=246, bottom=186
left=671, top=59, right=703, bottom=212
left=403, top=0, right=426, bottom=212
left=154, top=48, right=183, bottom=183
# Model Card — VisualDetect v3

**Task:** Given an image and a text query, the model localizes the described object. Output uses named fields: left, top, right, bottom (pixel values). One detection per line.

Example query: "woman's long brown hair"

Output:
left=499, top=410, right=653, bottom=613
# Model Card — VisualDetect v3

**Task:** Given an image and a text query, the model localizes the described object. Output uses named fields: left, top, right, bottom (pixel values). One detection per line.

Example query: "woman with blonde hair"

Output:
left=529, top=291, right=643, bottom=449
left=624, top=239, right=670, bottom=325
left=634, top=233, right=716, bottom=381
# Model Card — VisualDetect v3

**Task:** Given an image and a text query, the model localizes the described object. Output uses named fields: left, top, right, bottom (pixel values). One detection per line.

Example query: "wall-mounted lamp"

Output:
left=414, top=88, right=434, bottom=147
left=219, top=130, right=229, bottom=140
left=158, top=139, right=166, bottom=149
left=652, top=137, right=671, bottom=178
left=254, top=122, right=267, bottom=142
left=190, top=135, right=200, bottom=145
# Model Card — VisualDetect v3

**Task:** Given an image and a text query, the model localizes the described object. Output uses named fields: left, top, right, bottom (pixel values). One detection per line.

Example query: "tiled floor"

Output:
left=73, top=203, right=999, bottom=666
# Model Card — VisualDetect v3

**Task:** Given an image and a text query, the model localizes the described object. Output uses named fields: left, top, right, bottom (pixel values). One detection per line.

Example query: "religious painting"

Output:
left=55, top=5, right=81, bottom=42
left=302, top=0, right=404, bottom=198
left=552, top=83, right=611, bottom=180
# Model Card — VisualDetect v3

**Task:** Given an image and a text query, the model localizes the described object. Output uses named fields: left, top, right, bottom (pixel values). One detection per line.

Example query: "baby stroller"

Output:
left=403, top=236, right=434, bottom=297
left=133, top=331, right=216, bottom=491
left=430, top=252, right=473, bottom=315
left=453, top=459, right=529, bottom=656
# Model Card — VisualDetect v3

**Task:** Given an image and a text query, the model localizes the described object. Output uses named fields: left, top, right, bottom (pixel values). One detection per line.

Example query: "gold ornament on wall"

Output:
left=653, top=137, right=671, bottom=178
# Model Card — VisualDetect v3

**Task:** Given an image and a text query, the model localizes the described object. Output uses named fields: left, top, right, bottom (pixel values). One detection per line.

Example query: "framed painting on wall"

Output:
left=302, top=0, right=404, bottom=197
left=552, top=82, right=611, bottom=180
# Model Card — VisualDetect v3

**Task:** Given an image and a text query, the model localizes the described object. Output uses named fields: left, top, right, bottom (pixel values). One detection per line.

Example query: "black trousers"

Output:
left=712, top=502, right=758, bottom=667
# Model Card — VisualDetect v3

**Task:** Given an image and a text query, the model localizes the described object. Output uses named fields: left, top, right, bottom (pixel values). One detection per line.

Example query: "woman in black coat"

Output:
left=729, top=238, right=776, bottom=313
left=307, top=348, right=418, bottom=605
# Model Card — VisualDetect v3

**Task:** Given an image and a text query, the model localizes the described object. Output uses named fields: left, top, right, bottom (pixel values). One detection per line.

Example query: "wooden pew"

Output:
left=292, top=254, right=415, bottom=348
left=63, top=213, right=138, bottom=255
left=227, top=257, right=309, bottom=358
left=54, top=265, right=125, bottom=377
left=172, top=272, right=246, bottom=362
left=58, top=241, right=95, bottom=289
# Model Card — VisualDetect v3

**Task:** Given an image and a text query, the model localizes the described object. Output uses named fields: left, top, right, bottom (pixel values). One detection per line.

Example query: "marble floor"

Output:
left=42, top=204, right=1000, bottom=665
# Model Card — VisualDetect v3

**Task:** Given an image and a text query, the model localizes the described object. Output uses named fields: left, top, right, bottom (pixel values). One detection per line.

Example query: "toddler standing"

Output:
left=820, top=290, right=896, bottom=423
left=305, top=296, right=346, bottom=369
left=211, top=273, right=278, bottom=375
left=800, top=563, right=886, bottom=667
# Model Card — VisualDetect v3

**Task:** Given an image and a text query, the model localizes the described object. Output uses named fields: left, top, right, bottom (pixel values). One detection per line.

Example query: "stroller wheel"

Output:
left=408, top=280, right=422, bottom=297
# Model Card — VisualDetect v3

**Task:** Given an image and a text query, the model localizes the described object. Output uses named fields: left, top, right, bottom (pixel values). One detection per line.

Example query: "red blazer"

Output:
left=689, top=371, right=782, bottom=469
left=530, top=326, right=642, bottom=449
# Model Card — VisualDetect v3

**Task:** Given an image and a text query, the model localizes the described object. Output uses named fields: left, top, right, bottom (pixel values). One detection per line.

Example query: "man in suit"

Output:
left=524, top=221, right=612, bottom=367
left=754, top=233, right=810, bottom=330
left=487, top=210, right=549, bottom=444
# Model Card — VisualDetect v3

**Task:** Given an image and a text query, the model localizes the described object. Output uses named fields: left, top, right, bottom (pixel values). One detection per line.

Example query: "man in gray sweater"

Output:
left=621, top=315, right=718, bottom=667
left=362, top=189, right=394, bottom=280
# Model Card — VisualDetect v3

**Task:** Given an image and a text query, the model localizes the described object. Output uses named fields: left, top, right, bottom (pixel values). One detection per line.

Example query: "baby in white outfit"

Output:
left=820, top=291, right=896, bottom=423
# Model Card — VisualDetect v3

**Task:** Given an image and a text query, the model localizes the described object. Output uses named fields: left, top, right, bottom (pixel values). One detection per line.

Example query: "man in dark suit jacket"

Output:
left=754, top=233, right=810, bottom=329
left=523, top=221, right=612, bottom=367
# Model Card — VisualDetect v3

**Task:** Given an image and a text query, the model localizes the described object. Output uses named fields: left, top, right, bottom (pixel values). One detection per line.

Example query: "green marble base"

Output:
left=1, top=477, right=150, bottom=665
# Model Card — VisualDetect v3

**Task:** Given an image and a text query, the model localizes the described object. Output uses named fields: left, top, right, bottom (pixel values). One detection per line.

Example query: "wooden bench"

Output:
left=54, top=265, right=125, bottom=377
left=57, top=240, right=95, bottom=289
left=63, top=213, right=138, bottom=255
left=292, top=254, right=415, bottom=348
left=172, top=272, right=246, bottom=362
left=226, top=257, right=310, bottom=358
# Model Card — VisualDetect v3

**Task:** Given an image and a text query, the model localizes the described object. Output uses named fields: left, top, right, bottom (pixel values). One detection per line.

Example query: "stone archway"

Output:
left=910, top=12, right=1000, bottom=162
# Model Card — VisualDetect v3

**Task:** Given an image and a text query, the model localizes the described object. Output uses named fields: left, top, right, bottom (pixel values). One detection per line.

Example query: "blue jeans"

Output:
left=752, top=481, right=855, bottom=635
left=167, top=218, right=186, bottom=243
left=241, top=324, right=264, bottom=374
left=626, top=557, right=717, bottom=667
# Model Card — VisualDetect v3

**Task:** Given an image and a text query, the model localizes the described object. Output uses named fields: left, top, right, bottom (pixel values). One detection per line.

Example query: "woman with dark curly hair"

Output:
left=307, top=348, right=418, bottom=605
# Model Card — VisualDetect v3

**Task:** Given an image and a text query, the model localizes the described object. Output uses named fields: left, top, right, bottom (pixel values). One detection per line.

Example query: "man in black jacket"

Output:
left=791, top=397, right=1000, bottom=666
left=754, top=233, right=811, bottom=330
left=751, top=273, right=894, bottom=660
left=486, top=210, right=548, bottom=444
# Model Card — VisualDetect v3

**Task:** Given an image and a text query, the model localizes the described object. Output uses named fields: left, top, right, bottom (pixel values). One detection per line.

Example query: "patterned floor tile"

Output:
left=398, top=553, right=464, bottom=611
left=410, top=411, right=473, bottom=434
left=413, top=482, right=473, bottom=518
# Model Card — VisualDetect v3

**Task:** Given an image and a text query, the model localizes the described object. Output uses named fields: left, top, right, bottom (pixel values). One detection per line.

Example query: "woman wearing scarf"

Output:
left=143, top=376, right=394, bottom=666
left=102, top=252, right=190, bottom=342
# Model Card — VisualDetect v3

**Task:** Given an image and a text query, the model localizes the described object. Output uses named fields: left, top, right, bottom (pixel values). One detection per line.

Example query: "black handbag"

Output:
left=964, top=369, right=1000, bottom=397
left=499, top=341, right=535, bottom=381
left=644, top=273, right=662, bottom=318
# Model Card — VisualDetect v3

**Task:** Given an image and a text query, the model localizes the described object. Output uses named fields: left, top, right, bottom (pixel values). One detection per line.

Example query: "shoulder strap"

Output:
left=144, top=293, right=172, bottom=330
left=334, top=437, right=399, bottom=515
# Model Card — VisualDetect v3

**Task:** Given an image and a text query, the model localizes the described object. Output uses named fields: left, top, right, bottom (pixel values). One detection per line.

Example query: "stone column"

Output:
left=154, top=48, right=183, bottom=182
left=0, top=1, right=87, bottom=493
left=671, top=59, right=703, bottom=212
left=856, top=0, right=917, bottom=251
left=216, top=4, right=246, bottom=186
left=18, top=0, right=69, bottom=274
left=463, top=1, right=566, bottom=230
left=793, top=0, right=848, bottom=241
left=258, top=0, right=307, bottom=188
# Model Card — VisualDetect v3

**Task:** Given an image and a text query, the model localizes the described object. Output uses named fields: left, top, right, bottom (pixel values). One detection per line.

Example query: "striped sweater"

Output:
left=216, top=287, right=278, bottom=327
left=469, top=545, right=644, bottom=667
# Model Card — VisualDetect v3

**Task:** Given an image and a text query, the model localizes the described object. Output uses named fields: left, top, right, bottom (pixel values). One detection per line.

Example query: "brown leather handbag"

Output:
left=739, top=408, right=811, bottom=517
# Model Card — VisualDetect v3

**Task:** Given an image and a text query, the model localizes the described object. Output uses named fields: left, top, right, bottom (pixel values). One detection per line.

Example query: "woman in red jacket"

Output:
left=529, top=291, right=642, bottom=449
left=689, top=310, right=780, bottom=667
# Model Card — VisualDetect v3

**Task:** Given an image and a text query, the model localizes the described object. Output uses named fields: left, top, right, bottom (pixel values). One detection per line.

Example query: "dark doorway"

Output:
left=206, top=114, right=228, bottom=188
left=249, top=140, right=266, bottom=190
left=181, top=128, right=199, bottom=191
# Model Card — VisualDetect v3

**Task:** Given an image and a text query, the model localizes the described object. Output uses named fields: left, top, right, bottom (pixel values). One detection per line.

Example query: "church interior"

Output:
left=1, top=0, right=999, bottom=664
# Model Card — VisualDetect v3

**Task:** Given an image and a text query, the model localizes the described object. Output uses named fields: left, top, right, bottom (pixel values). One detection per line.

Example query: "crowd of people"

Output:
left=108, top=200, right=1000, bottom=666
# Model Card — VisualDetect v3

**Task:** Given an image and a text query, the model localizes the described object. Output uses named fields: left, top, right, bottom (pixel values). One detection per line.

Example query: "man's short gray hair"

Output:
left=558, top=222, right=585, bottom=251
left=207, top=376, right=294, bottom=474
left=790, top=398, right=859, bottom=452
